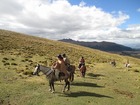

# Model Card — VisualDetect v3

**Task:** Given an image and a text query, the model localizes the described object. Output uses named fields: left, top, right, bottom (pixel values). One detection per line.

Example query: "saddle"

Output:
left=53, top=69, right=66, bottom=80
left=59, top=72, right=65, bottom=77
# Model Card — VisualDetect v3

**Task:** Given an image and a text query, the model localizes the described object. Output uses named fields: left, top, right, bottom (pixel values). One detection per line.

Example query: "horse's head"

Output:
left=33, top=64, right=40, bottom=76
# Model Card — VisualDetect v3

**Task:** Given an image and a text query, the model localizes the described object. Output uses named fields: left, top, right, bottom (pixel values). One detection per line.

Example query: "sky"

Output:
left=0, top=0, right=140, bottom=48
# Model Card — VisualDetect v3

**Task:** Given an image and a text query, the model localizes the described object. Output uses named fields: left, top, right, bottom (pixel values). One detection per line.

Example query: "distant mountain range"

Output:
left=59, top=39, right=134, bottom=52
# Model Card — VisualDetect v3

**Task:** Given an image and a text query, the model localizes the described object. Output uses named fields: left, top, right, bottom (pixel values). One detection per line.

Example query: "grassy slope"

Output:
left=0, top=29, right=140, bottom=105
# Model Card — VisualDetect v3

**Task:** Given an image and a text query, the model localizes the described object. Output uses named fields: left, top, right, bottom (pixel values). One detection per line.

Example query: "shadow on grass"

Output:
left=87, top=73, right=105, bottom=78
left=72, top=82, right=104, bottom=88
left=63, top=91, right=113, bottom=98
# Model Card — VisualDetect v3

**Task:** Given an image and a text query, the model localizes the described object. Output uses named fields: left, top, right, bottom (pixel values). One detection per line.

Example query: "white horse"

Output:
left=33, top=64, right=73, bottom=93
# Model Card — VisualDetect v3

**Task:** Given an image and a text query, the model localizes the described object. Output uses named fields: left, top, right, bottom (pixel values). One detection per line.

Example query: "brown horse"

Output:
left=52, top=62, right=75, bottom=82
left=68, top=65, right=75, bottom=82
left=79, top=64, right=86, bottom=77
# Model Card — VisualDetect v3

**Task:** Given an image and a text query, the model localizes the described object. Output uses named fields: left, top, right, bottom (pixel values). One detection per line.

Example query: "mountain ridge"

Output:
left=59, top=38, right=134, bottom=52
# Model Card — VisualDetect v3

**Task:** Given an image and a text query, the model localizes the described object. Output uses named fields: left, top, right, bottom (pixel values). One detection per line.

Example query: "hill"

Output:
left=1, top=29, right=135, bottom=65
left=0, top=29, right=140, bottom=105
left=59, top=39, right=134, bottom=52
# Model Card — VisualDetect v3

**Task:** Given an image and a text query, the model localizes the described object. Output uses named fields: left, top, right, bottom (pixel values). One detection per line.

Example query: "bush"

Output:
left=4, top=63, right=10, bottom=66
left=23, top=70, right=33, bottom=75
left=133, top=69, right=139, bottom=72
left=3, top=57, right=9, bottom=60
left=11, top=63, right=18, bottom=66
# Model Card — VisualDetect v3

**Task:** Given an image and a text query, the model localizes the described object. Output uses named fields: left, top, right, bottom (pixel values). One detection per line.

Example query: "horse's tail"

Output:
left=71, top=65, right=76, bottom=73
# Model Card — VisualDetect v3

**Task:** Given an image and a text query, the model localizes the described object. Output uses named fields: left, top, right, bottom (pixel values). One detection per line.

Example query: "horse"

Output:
left=68, top=65, right=75, bottom=82
left=79, top=64, right=86, bottom=77
left=33, top=64, right=74, bottom=93
left=125, top=63, right=131, bottom=68
left=51, top=62, right=75, bottom=82
left=110, top=61, right=116, bottom=67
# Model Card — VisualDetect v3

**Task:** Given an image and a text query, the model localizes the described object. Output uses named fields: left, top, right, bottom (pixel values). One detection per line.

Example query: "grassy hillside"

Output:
left=0, top=29, right=140, bottom=105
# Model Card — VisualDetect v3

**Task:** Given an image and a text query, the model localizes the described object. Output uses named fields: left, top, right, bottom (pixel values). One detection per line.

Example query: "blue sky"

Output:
left=0, top=0, right=140, bottom=48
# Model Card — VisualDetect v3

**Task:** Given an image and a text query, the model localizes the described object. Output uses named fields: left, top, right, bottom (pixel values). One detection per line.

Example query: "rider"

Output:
left=62, top=53, right=70, bottom=71
left=53, top=54, right=69, bottom=79
left=125, top=59, right=130, bottom=67
left=78, top=56, right=85, bottom=69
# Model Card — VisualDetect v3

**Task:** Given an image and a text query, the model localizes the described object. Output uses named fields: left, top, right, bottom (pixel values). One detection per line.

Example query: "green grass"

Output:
left=0, top=61, right=140, bottom=105
left=0, top=29, right=140, bottom=105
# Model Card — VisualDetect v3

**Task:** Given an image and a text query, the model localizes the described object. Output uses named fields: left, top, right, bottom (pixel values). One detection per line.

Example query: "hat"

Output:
left=57, top=54, right=63, bottom=59
left=62, top=53, right=66, bottom=57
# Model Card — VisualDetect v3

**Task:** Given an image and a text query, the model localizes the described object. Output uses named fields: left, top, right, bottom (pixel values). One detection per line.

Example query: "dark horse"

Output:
left=110, top=60, right=116, bottom=67
left=67, top=65, right=75, bottom=82
left=79, top=64, right=86, bottom=77
left=33, top=64, right=75, bottom=93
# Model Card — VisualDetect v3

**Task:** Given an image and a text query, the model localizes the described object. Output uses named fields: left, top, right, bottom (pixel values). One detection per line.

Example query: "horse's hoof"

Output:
left=62, top=90, right=65, bottom=93
left=65, top=89, right=71, bottom=94
left=51, top=91, right=55, bottom=93
left=66, top=89, right=69, bottom=91
left=48, top=89, right=52, bottom=92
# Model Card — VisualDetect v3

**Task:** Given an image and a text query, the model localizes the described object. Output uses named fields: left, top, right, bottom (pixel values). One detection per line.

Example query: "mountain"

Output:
left=59, top=39, right=134, bottom=52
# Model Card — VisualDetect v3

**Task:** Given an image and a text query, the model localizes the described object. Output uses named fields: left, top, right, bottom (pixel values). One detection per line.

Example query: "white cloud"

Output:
left=137, top=8, right=140, bottom=12
left=0, top=0, right=140, bottom=47
left=79, top=1, right=86, bottom=7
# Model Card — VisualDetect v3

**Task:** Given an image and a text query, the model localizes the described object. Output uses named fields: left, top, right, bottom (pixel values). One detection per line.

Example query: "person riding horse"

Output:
left=110, top=59, right=116, bottom=67
left=78, top=56, right=86, bottom=77
left=52, top=54, right=69, bottom=79
left=62, top=53, right=71, bottom=71
left=78, top=56, right=85, bottom=69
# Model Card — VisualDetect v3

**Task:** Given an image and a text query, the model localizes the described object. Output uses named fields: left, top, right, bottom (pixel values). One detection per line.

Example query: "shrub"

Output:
left=4, top=63, right=10, bottom=66
left=16, top=69, right=24, bottom=73
left=133, top=69, right=139, bottom=72
left=23, top=70, right=33, bottom=75
left=11, top=63, right=18, bottom=66
left=3, top=57, right=9, bottom=60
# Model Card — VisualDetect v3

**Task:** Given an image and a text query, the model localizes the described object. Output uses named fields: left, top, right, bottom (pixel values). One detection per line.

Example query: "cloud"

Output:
left=137, top=8, right=140, bottom=12
left=0, top=0, right=23, bottom=16
left=0, top=0, right=139, bottom=47
left=79, top=1, right=86, bottom=7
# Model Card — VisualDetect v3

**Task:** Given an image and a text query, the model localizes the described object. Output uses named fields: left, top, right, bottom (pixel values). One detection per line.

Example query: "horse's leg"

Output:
left=83, top=72, right=85, bottom=77
left=62, top=79, right=70, bottom=92
left=71, top=73, right=74, bottom=82
left=80, top=67, right=84, bottom=77
left=67, top=80, right=70, bottom=91
left=51, top=80, right=55, bottom=93
left=49, top=80, right=55, bottom=93
left=81, top=71, right=84, bottom=77
left=69, top=72, right=72, bottom=82
left=81, top=72, right=83, bottom=77
left=62, top=80, right=66, bottom=92
left=79, top=69, right=82, bottom=77
left=49, top=80, right=52, bottom=92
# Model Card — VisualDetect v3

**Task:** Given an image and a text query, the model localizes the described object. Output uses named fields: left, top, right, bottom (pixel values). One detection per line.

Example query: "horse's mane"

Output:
left=40, top=65, right=51, bottom=69
left=38, top=65, right=53, bottom=75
